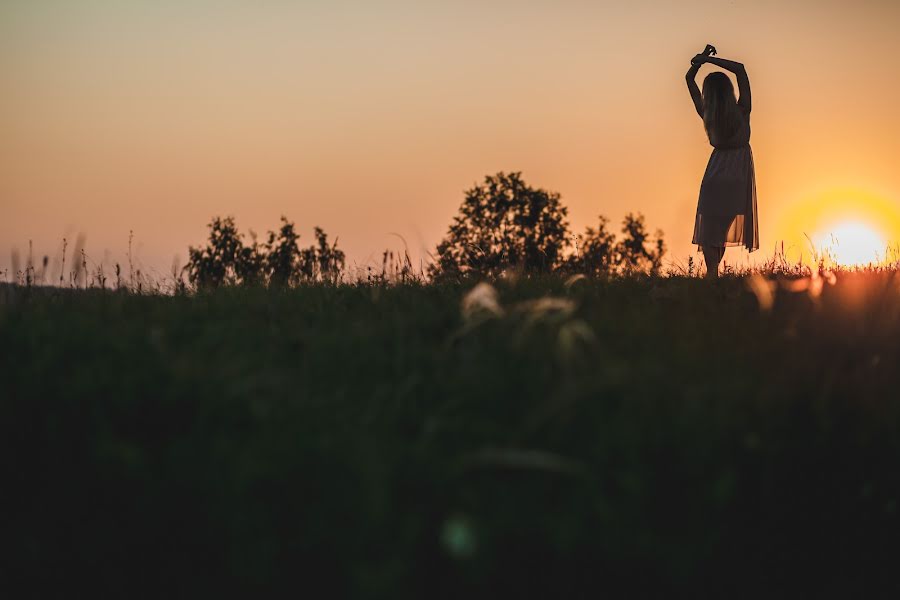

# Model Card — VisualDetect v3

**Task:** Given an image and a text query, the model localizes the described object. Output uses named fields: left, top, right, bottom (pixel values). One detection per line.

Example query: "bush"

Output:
left=431, top=172, right=570, bottom=278
left=567, top=213, right=666, bottom=275
left=616, top=212, right=666, bottom=274
left=186, top=216, right=344, bottom=288
left=431, top=172, right=666, bottom=280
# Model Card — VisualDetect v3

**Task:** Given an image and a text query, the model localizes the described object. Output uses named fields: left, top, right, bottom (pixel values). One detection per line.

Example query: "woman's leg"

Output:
left=702, top=245, right=724, bottom=279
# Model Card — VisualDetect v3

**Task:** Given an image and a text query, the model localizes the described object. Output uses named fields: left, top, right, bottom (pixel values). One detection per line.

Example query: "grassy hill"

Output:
left=2, top=273, right=899, bottom=597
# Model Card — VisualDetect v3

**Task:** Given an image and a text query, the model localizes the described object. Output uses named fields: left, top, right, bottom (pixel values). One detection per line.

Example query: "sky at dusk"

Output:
left=3, top=0, right=900, bottom=279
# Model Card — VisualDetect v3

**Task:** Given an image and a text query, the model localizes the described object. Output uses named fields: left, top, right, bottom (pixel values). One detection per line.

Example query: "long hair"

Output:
left=702, top=72, right=741, bottom=145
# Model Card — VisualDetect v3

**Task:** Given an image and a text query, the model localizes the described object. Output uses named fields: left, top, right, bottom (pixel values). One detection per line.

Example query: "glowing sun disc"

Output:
left=812, top=221, right=886, bottom=266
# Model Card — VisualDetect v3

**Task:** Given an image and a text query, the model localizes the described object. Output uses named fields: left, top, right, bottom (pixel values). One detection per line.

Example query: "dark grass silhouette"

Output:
left=4, top=173, right=900, bottom=596
left=3, top=272, right=900, bottom=597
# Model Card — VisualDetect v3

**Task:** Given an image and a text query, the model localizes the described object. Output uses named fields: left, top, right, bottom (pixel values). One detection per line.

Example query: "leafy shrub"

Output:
left=297, top=227, right=346, bottom=284
left=431, top=171, right=666, bottom=279
left=186, top=216, right=344, bottom=288
left=616, top=212, right=666, bottom=274
left=568, top=215, right=618, bottom=276
left=184, top=217, right=247, bottom=288
left=567, top=213, right=666, bottom=275
left=431, top=172, right=570, bottom=278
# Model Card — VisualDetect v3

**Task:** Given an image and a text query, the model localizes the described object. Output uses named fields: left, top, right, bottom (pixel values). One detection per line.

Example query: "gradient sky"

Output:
left=3, top=0, right=900, bottom=280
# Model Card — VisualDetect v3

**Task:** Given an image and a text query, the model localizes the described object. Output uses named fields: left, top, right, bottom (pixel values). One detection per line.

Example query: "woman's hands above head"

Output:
left=692, top=44, right=717, bottom=66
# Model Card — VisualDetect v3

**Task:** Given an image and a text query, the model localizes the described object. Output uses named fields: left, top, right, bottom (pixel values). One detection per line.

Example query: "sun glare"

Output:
left=776, top=188, right=900, bottom=267
left=812, top=221, right=887, bottom=266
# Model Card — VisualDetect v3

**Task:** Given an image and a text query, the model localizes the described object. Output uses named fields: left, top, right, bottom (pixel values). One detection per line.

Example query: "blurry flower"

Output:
left=780, top=274, right=825, bottom=301
left=557, top=319, right=596, bottom=361
left=747, top=273, right=776, bottom=312
left=564, top=274, right=587, bottom=289
left=461, top=282, right=503, bottom=321
left=808, top=274, right=824, bottom=299
left=781, top=278, right=809, bottom=293
left=517, top=297, right=576, bottom=326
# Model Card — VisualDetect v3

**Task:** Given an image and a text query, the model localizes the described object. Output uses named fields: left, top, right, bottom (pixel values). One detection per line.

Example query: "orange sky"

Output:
left=3, top=0, right=900, bottom=280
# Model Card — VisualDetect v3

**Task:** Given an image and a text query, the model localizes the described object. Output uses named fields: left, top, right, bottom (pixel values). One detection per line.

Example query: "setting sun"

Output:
left=775, top=187, right=900, bottom=267
left=812, top=221, right=887, bottom=267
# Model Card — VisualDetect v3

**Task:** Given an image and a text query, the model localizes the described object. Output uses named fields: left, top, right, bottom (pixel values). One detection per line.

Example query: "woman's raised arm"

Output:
left=685, top=62, right=704, bottom=117
left=693, top=54, right=751, bottom=113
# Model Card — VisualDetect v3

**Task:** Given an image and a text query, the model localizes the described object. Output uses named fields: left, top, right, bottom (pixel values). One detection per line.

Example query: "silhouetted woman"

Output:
left=686, top=45, right=759, bottom=278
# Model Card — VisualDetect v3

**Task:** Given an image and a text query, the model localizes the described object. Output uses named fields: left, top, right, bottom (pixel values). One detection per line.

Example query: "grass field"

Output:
left=3, top=273, right=900, bottom=597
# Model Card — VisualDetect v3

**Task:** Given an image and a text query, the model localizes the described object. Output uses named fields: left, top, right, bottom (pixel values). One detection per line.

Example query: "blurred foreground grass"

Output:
left=2, top=273, right=900, bottom=597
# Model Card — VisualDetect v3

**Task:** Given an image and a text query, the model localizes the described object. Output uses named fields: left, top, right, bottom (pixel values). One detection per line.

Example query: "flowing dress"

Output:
left=691, top=107, right=759, bottom=251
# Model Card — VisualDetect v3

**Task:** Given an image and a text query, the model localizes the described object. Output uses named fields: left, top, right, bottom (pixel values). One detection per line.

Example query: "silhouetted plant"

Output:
left=265, top=218, right=302, bottom=287
left=185, top=217, right=246, bottom=288
left=616, top=212, right=666, bottom=274
left=567, top=215, right=618, bottom=275
left=236, top=231, right=267, bottom=287
left=431, top=172, right=570, bottom=278
left=298, top=227, right=345, bottom=284
left=566, top=213, right=666, bottom=275
left=186, top=216, right=344, bottom=288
